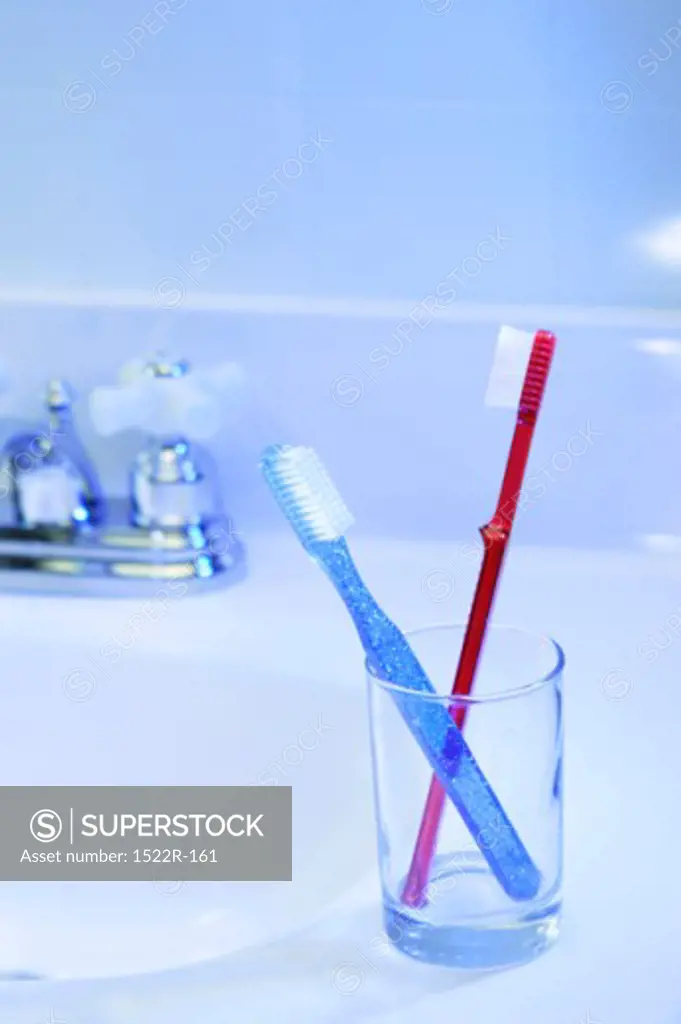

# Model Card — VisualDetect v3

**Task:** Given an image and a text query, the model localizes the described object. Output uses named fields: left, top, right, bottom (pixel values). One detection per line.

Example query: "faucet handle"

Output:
left=89, top=356, right=245, bottom=440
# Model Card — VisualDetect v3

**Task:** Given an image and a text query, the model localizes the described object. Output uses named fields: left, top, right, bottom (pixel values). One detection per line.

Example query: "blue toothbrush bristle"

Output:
left=260, top=444, right=354, bottom=549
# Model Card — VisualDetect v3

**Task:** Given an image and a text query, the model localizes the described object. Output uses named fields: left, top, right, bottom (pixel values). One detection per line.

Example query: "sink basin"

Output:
left=0, top=532, right=679, bottom=1024
left=0, top=587, right=376, bottom=981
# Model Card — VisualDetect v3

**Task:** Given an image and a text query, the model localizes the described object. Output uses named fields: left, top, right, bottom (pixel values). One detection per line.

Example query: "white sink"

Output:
left=0, top=568, right=376, bottom=981
left=1, top=534, right=681, bottom=1024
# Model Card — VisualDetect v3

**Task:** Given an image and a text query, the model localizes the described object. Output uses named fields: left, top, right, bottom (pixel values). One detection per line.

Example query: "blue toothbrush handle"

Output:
left=392, top=687, right=541, bottom=900
left=317, top=538, right=540, bottom=901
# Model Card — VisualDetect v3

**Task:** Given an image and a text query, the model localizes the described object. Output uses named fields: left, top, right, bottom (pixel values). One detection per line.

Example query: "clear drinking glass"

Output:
left=366, top=624, right=564, bottom=969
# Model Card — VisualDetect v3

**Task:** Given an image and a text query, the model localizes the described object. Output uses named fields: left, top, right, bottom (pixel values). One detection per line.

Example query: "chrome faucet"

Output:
left=127, top=357, right=221, bottom=531
left=0, top=357, right=246, bottom=594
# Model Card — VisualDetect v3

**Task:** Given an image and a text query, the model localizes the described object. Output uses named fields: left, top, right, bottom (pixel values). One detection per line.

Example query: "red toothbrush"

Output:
left=402, top=328, right=557, bottom=908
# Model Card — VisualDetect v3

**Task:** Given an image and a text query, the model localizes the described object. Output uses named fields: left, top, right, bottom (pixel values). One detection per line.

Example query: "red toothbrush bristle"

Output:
left=519, top=331, right=556, bottom=421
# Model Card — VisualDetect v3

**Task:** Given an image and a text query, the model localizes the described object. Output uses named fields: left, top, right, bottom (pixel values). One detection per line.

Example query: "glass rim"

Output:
left=365, top=622, right=565, bottom=704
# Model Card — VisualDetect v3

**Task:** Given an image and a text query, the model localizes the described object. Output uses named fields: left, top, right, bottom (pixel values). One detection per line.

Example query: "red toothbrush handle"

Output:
left=401, top=528, right=508, bottom=907
left=451, top=526, right=508, bottom=696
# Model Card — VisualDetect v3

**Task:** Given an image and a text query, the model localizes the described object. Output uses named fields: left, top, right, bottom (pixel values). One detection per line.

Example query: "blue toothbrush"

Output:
left=260, top=444, right=541, bottom=902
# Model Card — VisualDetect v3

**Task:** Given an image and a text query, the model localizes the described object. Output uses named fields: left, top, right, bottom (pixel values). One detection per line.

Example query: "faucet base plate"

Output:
left=0, top=499, right=246, bottom=596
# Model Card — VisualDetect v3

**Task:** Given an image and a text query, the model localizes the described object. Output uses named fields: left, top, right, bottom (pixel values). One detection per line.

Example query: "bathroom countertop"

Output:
left=0, top=532, right=679, bottom=1023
